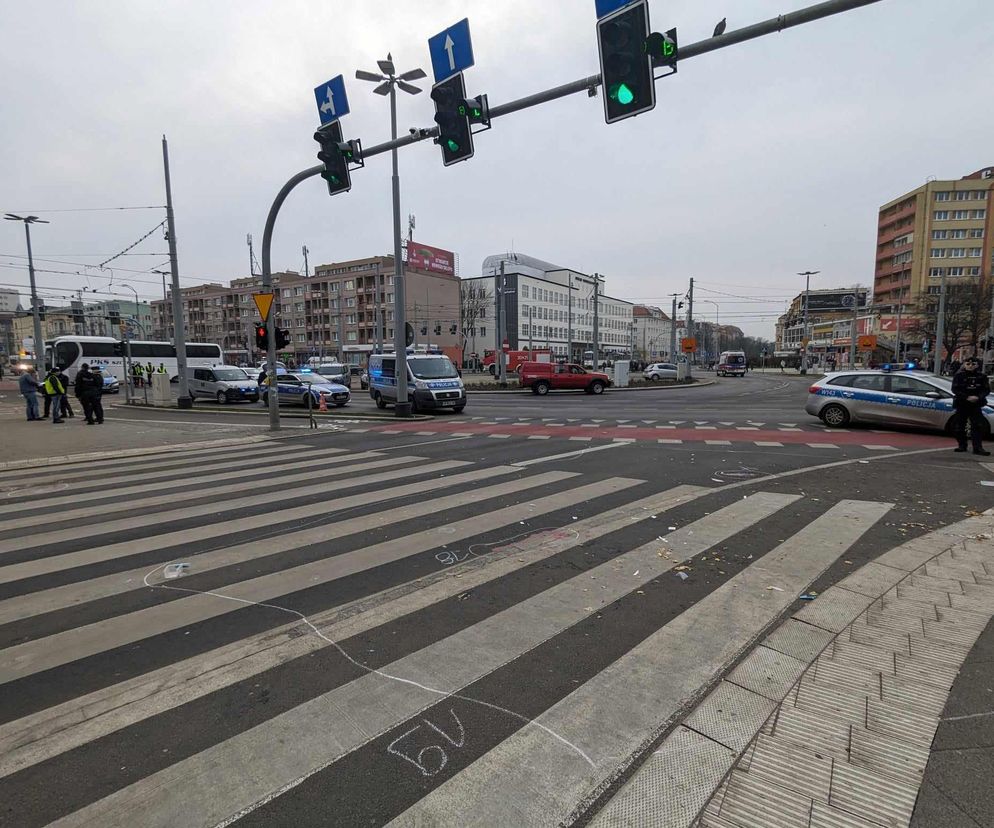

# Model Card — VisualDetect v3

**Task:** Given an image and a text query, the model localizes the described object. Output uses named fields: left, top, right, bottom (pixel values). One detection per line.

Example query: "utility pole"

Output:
left=686, top=277, right=695, bottom=367
left=3, top=214, right=48, bottom=371
left=374, top=260, right=382, bottom=353
left=592, top=273, right=601, bottom=370
left=798, top=270, right=819, bottom=375
left=161, top=136, right=192, bottom=408
left=567, top=273, right=573, bottom=363
left=497, top=261, right=508, bottom=385
left=528, top=305, right=534, bottom=351
left=302, top=244, right=310, bottom=278
left=670, top=294, right=678, bottom=358
left=894, top=298, right=903, bottom=362
left=934, top=270, right=948, bottom=376
left=247, top=234, right=256, bottom=276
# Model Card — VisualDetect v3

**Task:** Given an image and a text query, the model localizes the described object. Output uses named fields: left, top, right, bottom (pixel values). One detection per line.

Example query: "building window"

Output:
left=950, top=229, right=967, bottom=239
left=346, top=297, right=356, bottom=307
left=953, top=191, right=972, bottom=201
left=949, top=248, right=966, bottom=258
left=929, top=268, right=946, bottom=277
left=930, top=248, right=946, bottom=258
left=521, top=285, right=529, bottom=298
left=932, top=230, right=947, bottom=240
left=934, top=191, right=950, bottom=201
left=967, top=267, right=981, bottom=276
left=969, top=247, right=983, bottom=257
left=522, top=324, right=529, bottom=335
left=330, top=282, right=339, bottom=293
left=480, top=307, right=486, bottom=318
left=479, top=326, right=486, bottom=337
left=971, top=209, right=987, bottom=219
left=969, top=228, right=984, bottom=238
left=295, top=318, right=305, bottom=327
left=974, top=191, right=989, bottom=200
left=934, top=210, right=949, bottom=220
left=295, top=333, right=305, bottom=343
left=294, top=287, right=304, bottom=296
left=952, top=210, right=969, bottom=220
left=346, top=314, right=356, bottom=324
left=345, top=280, right=354, bottom=291
left=893, top=234, right=911, bottom=246
left=347, top=331, right=357, bottom=342
left=948, top=267, right=965, bottom=276
left=281, top=288, right=292, bottom=297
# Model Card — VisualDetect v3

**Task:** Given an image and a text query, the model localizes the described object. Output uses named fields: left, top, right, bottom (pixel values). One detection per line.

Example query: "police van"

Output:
left=368, top=350, right=466, bottom=414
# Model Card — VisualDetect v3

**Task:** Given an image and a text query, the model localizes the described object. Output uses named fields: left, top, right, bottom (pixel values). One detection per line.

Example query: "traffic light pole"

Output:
left=256, top=0, right=881, bottom=430
left=162, top=136, right=192, bottom=409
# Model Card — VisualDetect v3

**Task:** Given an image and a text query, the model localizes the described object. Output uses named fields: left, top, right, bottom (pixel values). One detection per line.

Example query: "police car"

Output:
left=260, top=372, right=350, bottom=408
left=805, top=363, right=994, bottom=436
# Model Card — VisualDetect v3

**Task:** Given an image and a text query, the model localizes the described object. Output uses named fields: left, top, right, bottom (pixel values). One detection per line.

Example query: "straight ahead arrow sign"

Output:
left=444, top=34, right=456, bottom=71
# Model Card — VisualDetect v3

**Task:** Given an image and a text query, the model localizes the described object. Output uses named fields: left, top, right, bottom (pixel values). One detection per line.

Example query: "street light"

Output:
left=4, top=213, right=49, bottom=371
left=356, top=54, right=427, bottom=418
left=797, top=270, right=820, bottom=375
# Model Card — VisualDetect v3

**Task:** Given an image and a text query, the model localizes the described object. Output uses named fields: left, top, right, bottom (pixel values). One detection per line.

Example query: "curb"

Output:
left=0, top=433, right=299, bottom=473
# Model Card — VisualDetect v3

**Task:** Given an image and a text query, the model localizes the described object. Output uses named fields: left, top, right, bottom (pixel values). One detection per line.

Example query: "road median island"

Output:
left=109, top=401, right=433, bottom=421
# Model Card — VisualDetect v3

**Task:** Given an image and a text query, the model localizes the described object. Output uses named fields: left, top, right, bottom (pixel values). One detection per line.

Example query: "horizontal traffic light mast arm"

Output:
left=261, top=0, right=882, bottom=275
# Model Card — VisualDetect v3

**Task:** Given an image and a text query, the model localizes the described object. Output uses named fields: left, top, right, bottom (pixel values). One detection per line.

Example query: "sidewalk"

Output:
left=595, top=509, right=994, bottom=828
left=0, top=391, right=282, bottom=465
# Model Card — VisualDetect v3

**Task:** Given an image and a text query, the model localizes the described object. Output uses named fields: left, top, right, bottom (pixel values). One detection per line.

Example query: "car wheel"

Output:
left=820, top=403, right=850, bottom=428
left=649, top=373, right=659, bottom=381
left=589, top=381, right=606, bottom=395
left=216, top=391, right=227, bottom=405
left=374, top=392, right=386, bottom=409
left=535, top=380, right=551, bottom=396
left=410, top=396, right=420, bottom=414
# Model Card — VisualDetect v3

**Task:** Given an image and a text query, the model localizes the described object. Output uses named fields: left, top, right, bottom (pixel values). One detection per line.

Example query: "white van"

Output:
left=187, top=365, right=260, bottom=404
left=368, top=351, right=466, bottom=414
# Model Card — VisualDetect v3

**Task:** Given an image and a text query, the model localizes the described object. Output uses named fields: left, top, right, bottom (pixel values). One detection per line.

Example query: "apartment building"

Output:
left=632, top=305, right=673, bottom=360
left=875, top=166, right=994, bottom=308
left=151, top=251, right=461, bottom=367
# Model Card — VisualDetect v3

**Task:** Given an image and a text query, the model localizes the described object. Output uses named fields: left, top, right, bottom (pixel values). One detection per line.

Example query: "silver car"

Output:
left=805, top=368, right=994, bottom=436
left=643, top=362, right=678, bottom=381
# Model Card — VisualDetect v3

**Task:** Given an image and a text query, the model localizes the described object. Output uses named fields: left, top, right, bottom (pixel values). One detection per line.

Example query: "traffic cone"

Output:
left=319, top=392, right=328, bottom=412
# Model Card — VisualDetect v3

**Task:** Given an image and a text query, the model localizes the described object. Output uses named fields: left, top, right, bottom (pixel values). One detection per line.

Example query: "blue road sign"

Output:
left=313, top=75, right=350, bottom=126
left=595, top=0, right=635, bottom=19
left=428, top=18, right=474, bottom=84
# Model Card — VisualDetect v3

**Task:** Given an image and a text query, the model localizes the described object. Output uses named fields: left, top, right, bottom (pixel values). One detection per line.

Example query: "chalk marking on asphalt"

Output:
left=942, top=711, right=994, bottom=722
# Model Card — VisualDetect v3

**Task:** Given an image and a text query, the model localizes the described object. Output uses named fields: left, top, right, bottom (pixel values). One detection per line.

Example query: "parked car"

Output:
left=260, top=372, right=350, bottom=408
left=805, top=365, right=994, bottom=436
left=97, top=369, right=119, bottom=394
left=643, top=362, right=678, bottom=381
left=519, top=361, right=611, bottom=396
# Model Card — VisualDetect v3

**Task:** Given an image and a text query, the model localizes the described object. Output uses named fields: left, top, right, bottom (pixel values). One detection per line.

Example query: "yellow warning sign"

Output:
left=253, top=292, right=274, bottom=322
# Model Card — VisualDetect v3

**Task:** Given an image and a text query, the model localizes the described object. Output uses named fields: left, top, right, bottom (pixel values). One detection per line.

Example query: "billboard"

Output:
left=405, top=241, right=455, bottom=276
left=803, top=290, right=868, bottom=312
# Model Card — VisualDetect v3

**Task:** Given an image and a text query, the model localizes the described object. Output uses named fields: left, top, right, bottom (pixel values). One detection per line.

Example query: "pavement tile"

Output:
left=718, top=770, right=812, bottom=828
left=864, top=609, right=926, bottom=634
left=727, top=645, right=808, bottom=702
left=683, top=681, right=777, bottom=753
left=908, top=635, right=970, bottom=666
left=893, top=652, right=959, bottom=690
left=935, top=605, right=993, bottom=630
left=910, top=573, right=966, bottom=594
left=866, top=696, right=939, bottom=747
left=879, top=673, right=949, bottom=718
left=835, top=562, right=906, bottom=598
left=923, top=618, right=984, bottom=649
left=746, top=733, right=833, bottom=802
left=813, top=655, right=880, bottom=696
left=793, top=587, right=876, bottom=634
left=829, top=760, right=918, bottom=828
left=809, top=799, right=884, bottom=828
left=830, top=640, right=898, bottom=675
left=795, top=676, right=869, bottom=723
left=848, top=724, right=930, bottom=785
left=763, top=618, right=835, bottom=663
left=769, top=704, right=851, bottom=759
left=873, top=540, right=939, bottom=572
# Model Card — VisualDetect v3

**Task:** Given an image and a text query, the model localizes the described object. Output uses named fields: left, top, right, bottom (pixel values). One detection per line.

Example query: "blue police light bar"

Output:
left=880, top=362, right=917, bottom=372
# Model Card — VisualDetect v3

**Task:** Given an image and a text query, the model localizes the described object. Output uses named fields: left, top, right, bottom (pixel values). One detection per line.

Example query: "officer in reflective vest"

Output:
left=42, top=367, right=66, bottom=424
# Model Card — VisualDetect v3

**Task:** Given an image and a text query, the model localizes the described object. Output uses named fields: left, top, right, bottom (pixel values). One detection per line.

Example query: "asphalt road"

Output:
left=2, top=372, right=992, bottom=826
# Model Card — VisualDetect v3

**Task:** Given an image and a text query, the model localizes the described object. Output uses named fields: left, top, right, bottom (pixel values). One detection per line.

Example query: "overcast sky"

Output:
left=2, top=0, right=992, bottom=337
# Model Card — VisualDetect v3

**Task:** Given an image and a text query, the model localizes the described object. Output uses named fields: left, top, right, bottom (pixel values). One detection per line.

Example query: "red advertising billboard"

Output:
left=406, top=241, right=455, bottom=276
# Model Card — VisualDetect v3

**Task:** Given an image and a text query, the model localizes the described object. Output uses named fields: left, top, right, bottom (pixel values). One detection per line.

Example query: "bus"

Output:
left=46, top=336, right=223, bottom=384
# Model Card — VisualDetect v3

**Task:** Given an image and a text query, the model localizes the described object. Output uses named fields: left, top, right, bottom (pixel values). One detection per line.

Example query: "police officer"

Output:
left=952, top=356, right=991, bottom=456
left=42, top=366, right=66, bottom=424
left=75, top=363, right=104, bottom=424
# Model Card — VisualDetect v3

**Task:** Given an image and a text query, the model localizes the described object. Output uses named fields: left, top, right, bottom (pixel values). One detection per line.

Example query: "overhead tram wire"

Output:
left=99, top=220, right=167, bottom=268
left=0, top=205, right=165, bottom=213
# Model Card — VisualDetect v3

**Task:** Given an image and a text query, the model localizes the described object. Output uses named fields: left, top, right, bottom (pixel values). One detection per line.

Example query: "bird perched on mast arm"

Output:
left=713, top=17, right=727, bottom=37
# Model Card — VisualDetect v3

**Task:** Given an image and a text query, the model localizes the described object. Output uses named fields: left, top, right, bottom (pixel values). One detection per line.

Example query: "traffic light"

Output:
left=644, top=27, right=678, bottom=72
left=275, top=328, right=291, bottom=350
left=255, top=324, right=268, bottom=349
left=460, top=95, right=490, bottom=127
left=597, top=0, right=655, bottom=124
left=431, top=73, right=474, bottom=166
left=313, top=122, right=360, bottom=197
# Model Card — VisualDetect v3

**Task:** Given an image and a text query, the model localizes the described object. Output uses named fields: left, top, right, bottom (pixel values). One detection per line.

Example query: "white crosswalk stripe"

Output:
left=2, top=440, right=966, bottom=828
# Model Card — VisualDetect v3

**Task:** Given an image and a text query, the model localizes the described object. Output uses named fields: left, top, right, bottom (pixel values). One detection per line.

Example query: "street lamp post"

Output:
left=356, top=54, right=427, bottom=418
left=797, top=270, right=820, bottom=375
left=700, top=300, right=720, bottom=365
left=4, top=214, right=49, bottom=372
left=118, top=283, right=142, bottom=404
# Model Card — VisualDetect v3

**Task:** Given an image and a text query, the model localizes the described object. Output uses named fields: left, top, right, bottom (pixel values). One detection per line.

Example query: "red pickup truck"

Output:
left=519, top=362, right=612, bottom=396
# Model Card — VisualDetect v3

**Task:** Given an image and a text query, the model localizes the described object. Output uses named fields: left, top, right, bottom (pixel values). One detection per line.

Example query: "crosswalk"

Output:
left=0, top=439, right=983, bottom=827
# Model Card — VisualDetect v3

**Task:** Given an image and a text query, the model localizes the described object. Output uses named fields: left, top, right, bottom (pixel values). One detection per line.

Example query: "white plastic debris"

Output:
left=163, top=563, right=190, bottom=579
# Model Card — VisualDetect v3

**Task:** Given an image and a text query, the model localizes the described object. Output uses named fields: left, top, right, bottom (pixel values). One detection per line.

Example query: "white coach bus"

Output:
left=46, top=336, right=223, bottom=383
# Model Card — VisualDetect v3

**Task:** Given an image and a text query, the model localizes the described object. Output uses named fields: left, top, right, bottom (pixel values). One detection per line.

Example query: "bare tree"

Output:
left=460, top=283, right=490, bottom=363
left=918, top=275, right=992, bottom=364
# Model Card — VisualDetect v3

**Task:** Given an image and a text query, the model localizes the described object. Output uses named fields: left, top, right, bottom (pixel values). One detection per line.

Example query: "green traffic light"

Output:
left=445, top=138, right=460, bottom=152
left=610, top=83, right=635, bottom=106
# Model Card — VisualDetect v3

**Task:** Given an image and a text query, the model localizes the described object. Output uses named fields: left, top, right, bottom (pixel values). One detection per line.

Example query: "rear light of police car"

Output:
left=808, top=385, right=820, bottom=393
